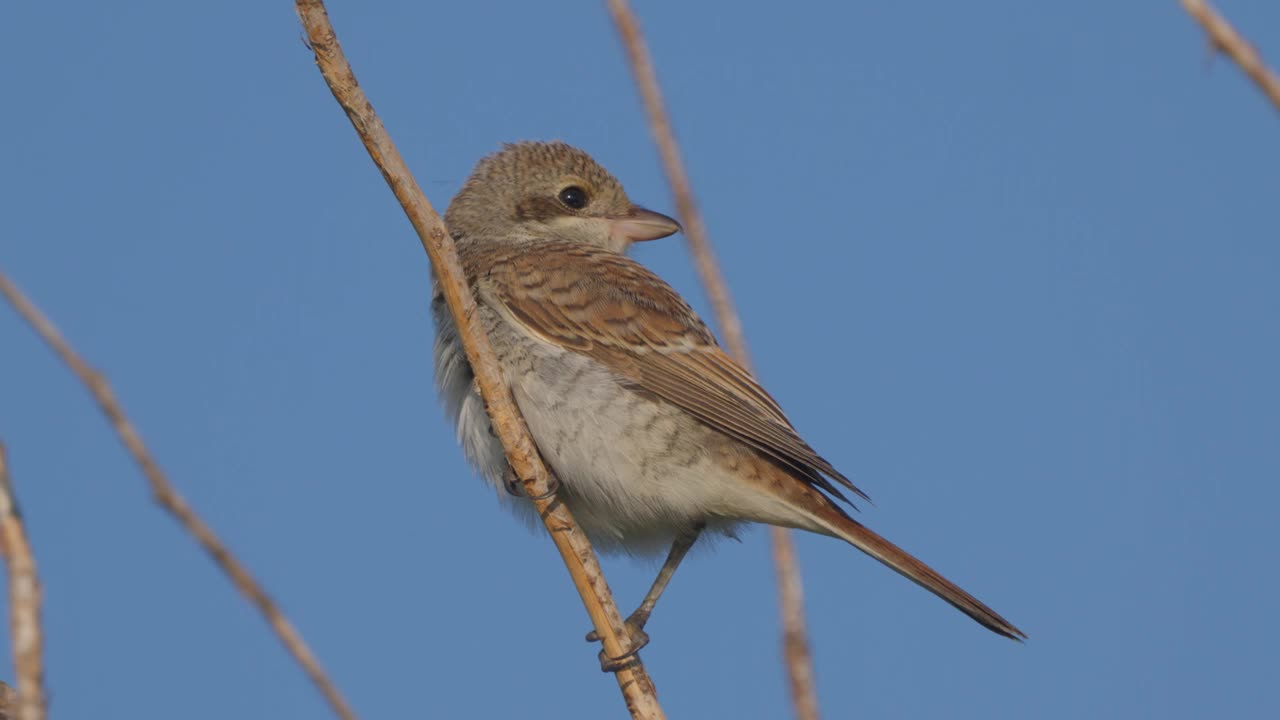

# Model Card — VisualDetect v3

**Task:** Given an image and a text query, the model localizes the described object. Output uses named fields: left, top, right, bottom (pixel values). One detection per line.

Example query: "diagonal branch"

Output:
left=606, top=2, right=821, bottom=718
left=293, top=2, right=665, bottom=718
left=0, top=273, right=358, bottom=720
left=0, top=444, right=46, bottom=720
left=1181, top=0, right=1280, bottom=112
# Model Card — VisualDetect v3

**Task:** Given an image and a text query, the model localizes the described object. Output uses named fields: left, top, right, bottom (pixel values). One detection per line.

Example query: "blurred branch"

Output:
left=0, top=445, right=47, bottom=720
left=606, top=2, right=822, bottom=718
left=771, top=527, right=821, bottom=720
left=293, top=2, right=666, bottom=717
left=606, top=0, right=746, bottom=362
left=0, top=273, right=358, bottom=720
left=1181, top=0, right=1280, bottom=112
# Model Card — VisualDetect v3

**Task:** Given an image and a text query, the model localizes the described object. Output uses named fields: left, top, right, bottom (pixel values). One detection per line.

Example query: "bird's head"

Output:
left=445, top=141, right=681, bottom=253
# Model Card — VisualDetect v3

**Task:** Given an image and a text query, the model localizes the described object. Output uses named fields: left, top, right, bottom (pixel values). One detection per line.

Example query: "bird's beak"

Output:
left=608, top=206, right=682, bottom=244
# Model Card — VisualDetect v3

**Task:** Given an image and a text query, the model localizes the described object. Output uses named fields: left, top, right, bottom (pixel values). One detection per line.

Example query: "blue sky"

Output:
left=3, top=1, right=1279, bottom=718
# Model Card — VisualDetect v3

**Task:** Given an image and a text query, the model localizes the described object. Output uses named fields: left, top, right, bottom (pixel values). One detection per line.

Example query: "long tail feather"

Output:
left=824, top=511, right=1026, bottom=640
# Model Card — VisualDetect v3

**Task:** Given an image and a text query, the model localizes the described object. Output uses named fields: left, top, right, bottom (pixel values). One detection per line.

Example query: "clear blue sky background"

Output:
left=2, top=2, right=1278, bottom=718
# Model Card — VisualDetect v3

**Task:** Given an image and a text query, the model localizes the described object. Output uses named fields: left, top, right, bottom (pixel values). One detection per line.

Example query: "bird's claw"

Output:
left=502, top=467, right=559, bottom=502
left=586, top=613, right=652, bottom=672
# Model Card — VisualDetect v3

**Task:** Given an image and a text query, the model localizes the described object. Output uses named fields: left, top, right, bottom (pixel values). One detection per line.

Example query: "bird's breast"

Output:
left=432, top=298, right=762, bottom=554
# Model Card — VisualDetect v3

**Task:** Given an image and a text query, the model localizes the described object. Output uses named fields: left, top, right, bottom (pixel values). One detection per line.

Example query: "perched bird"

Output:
left=433, top=141, right=1024, bottom=664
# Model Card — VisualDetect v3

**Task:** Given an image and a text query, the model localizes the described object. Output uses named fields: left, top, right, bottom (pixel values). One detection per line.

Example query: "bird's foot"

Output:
left=586, top=610, right=651, bottom=672
left=502, top=466, right=559, bottom=502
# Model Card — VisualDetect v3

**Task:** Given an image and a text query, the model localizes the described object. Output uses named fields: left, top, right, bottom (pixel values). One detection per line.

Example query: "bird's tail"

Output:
left=817, top=507, right=1026, bottom=640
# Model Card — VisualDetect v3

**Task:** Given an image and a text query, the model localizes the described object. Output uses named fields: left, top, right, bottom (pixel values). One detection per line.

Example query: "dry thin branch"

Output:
left=0, top=445, right=47, bottom=720
left=770, top=527, right=821, bottom=720
left=606, top=2, right=821, bottom=718
left=293, top=2, right=665, bottom=717
left=0, top=274, right=358, bottom=720
left=1181, top=0, right=1280, bottom=112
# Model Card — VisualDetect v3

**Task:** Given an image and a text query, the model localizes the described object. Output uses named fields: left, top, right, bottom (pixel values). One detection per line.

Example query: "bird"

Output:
left=432, top=141, right=1025, bottom=666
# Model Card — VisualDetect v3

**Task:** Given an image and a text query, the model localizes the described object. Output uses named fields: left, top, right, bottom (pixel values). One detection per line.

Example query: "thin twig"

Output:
left=293, top=2, right=666, bottom=718
left=0, top=274, right=358, bottom=720
left=771, top=529, right=820, bottom=720
left=606, top=2, right=822, bottom=718
left=0, top=445, right=47, bottom=720
left=1181, top=0, right=1280, bottom=112
left=606, top=1, right=746, bottom=363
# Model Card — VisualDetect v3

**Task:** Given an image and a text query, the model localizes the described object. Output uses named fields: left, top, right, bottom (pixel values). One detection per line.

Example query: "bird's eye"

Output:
left=558, top=186, right=589, bottom=210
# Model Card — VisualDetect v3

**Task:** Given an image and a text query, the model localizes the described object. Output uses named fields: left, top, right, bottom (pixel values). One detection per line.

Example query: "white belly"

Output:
left=431, top=300, right=752, bottom=556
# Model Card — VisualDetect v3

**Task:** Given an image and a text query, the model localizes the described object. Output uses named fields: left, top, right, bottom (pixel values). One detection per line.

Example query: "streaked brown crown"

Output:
left=445, top=141, right=634, bottom=245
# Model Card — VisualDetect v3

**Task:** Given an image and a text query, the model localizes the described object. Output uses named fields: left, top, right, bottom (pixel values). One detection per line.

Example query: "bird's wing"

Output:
left=463, top=239, right=868, bottom=505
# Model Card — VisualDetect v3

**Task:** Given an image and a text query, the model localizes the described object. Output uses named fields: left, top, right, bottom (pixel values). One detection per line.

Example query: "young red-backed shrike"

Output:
left=433, top=141, right=1024, bottom=663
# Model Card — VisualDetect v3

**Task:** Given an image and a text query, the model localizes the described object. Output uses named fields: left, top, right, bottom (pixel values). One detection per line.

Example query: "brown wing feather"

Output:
left=464, top=239, right=869, bottom=505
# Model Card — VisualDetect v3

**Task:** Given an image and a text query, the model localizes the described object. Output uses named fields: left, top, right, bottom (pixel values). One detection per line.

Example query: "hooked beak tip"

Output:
left=610, top=206, right=682, bottom=243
